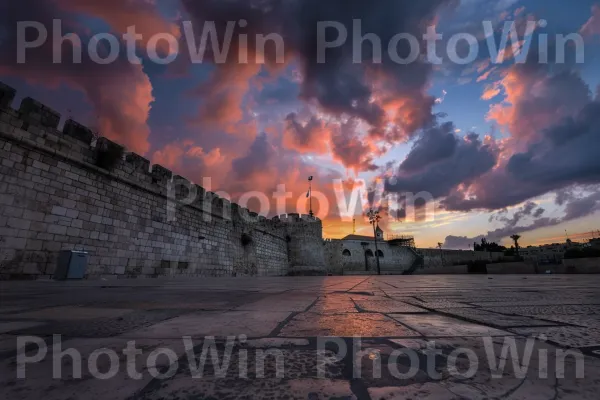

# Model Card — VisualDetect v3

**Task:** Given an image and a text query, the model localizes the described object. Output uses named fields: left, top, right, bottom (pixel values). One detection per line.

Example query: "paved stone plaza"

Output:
left=1, top=275, right=600, bottom=399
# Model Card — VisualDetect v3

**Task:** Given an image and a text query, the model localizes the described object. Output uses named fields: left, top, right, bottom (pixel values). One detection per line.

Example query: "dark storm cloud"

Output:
left=232, top=132, right=275, bottom=180
left=257, top=77, right=300, bottom=105
left=489, top=201, right=546, bottom=228
left=0, top=0, right=154, bottom=154
left=180, top=0, right=456, bottom=139
left=330, top=118, right=378, bottom=172
left=399, top=121, right=458, bottom=173
left=438, top=53, right=600, bottom=212
left=506, top=99, right=600, bottom=187
left=443, top=188, right=600, bottom=249
left=283, top=112, right=325, bottom=152
left=385, top=130, right=497, bottom=198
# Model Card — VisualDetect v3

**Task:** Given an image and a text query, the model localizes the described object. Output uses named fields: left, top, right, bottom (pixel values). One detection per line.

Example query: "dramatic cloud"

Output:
left=442, top=56, right=599, bottom=212
left=506, top=99, right=600, bottom=187
left=385, top=127, right=498, bottom=199
left=581, top=4, right=600, bottom=37
left=489, top=201, right=545, bottom=227
left=188, top=64, right=262, bottom=132
left=0, top=0, right=154, bottom=154
left=57, top=0, right=181, bottom=54
left=152, top=141, right=225, bottom=176
left=399, top=121, right=458, bottom=173
left=330, top=119, right=379, bottom=173
left=232, top=133, right=277, bottom=182
left=487, top=66, right=591, bottom=146
left=180, top=0, right=456, bottom=146
left=444, top=188, right=600, bottom=249
left=283, top=113, right=329, bottom=154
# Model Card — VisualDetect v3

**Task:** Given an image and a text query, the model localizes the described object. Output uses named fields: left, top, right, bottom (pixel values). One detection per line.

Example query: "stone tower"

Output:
left=277, top=214, right=327, bottom=275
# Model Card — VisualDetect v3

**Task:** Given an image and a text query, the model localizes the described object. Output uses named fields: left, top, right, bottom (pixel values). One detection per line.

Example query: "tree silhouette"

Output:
left=510, top=234, right=521, bottom=257
left=474, top=238, right=506, bottom=252
left=437, top=242, right=444, bottom=266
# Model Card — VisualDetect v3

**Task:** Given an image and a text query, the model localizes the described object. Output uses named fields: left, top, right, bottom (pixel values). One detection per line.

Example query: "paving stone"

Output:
left=138, top=349, right=349, bottom=400
left=246, top=338, right=310, bottom=348
left=368, top=383, right=458, bottom=399
left=0, top=306, right=27, bottom=314
left=309, top=299, right=359, bottom=314
left=124, top=311, right=291, bottom=339
left=388, top=338, right=431, bottom=349
left=234, top=296, right=316, bottom=312
left=0, top=321, right=45, bottom=334
left=101, top=301, right=232, bottom=310
left=12, top=309, right=193, bottom=338
left=389, top=314, right=512, bottom=337
left=0, top=334, right=29, bottom=354
left=15, top=306, right=134, bottom=321
left=0, top=337, right=187, bottom=400
left=539, top=314, right=600, bottom=329
left=509, top=326, right=600, bottom=348
left=2, top=275, right=600, bottom=398
left=440, top=307, right=561, bottom=328
left=354, top=300, right=429, bottom=313
left=404, top=300, right=475, bottom=309
left=435, top=336, right=600, bottom=400
left=279, top=313, right=421, bottom=337
left=474, top=299, right=600, bottom=307
left=482, top=304, right=600, bottom=316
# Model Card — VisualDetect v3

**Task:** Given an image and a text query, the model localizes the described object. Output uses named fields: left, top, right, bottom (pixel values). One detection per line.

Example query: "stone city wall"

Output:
left=324, top=239, right=417, bottom=275
left=0, top=82, right=325, bottom=279
left=486, top=262, right=536, bottom=274
left=419, top=249, right=504, bottom=269
left=413, top=265, right=469, bottom=275
left=562, top=257, right=600, bottom=274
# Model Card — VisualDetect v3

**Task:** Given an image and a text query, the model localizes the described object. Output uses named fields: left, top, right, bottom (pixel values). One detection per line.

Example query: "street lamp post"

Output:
left=367, top=209, right=381, bottom=275
left=308, top=176, right=314, bottom=217
left=437, top=242, right=444, bottom=266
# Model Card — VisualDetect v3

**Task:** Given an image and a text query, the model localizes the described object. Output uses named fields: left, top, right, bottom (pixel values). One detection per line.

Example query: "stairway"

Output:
left=402, top=247, right=425, bottom=275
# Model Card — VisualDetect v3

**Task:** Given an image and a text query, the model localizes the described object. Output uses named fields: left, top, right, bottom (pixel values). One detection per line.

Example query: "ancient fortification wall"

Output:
left=420, top=249, right=504, bottom=269
left=0, top=81, right=325, bottom=279
left=324, top=239, right=418, bottom=275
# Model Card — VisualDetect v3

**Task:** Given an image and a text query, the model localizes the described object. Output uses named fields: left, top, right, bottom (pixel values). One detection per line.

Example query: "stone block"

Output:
left=151, top=164, right=172, bottom=182
left=95, top=137, right=124, bottom=170
left=7, top=217, right=30, bottom=230
left=51, top=206, right=67, bottom=216
left=125, top=152, right=150, bottom=173
left=62, top=119, right=94, bottom=143
left=48, top=225, right=67, bottom=235
left=0, top=82, right=16, bottom=109
left=19, top=97, right=61, bottom=129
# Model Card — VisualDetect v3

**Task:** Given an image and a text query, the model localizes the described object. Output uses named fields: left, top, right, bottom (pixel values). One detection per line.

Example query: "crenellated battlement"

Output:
left=0, top=81, right=281, bottom=225
left=0, top=80, right=327, bottom=279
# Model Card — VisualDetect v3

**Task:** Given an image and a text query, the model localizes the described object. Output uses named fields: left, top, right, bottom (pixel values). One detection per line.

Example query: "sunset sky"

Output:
left=2, top=0, right=600, bottom=249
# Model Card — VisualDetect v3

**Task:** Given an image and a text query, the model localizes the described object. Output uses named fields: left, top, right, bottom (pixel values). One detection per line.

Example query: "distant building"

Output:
left=323, top=226, right=503, bottom=275
left=323, top=227, right=422, bottom=274
left=520, top=241, right=584, bottom=264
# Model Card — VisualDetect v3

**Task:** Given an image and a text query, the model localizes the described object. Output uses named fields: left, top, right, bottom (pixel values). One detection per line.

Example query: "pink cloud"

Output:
left=0, top=0, right=154, bottom=154
left=57, top=0, right=181, bottom=55
left=581, top=5, right=600, bottom=36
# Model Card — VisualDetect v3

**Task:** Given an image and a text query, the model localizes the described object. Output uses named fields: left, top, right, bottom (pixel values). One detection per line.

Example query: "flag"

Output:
left=306, top=189, right=310, bottom=198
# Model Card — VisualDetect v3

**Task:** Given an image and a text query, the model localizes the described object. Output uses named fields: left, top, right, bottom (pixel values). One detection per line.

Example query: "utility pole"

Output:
left=367, top=209, right=381, bottom=275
